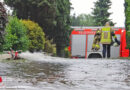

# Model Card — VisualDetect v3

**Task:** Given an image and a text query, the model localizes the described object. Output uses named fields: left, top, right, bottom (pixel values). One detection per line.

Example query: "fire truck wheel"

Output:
left=88, top=53, right=102, bottom=58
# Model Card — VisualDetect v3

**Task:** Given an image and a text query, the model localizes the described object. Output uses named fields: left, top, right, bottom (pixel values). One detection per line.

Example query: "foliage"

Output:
left=92, top=0, right=114, bottom=26
left=4, top=0, right=71, bottom=56
left=125, top=0, right=130, bottom=49
left=54, top=0, right=71, bottom=56
left=64, top=47, right=70, bottom=58
left=0, top=2, right=7, bottom=51
left=0, top=52, right=4, bottom=54
left=71, top=14, right=95, bottom=26
left=22, top=20, right=45, bottom=52
left=126, top=32, right=130, bottom=49
left=44, top=37, right=56, bottom=56
left=4, top=17, right=29, bottom=51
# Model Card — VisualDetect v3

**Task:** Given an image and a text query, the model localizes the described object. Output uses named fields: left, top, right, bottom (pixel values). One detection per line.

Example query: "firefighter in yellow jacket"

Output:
left=92, top=29, right=101, bottom=51
left=92, top=22, right=118, bottom=58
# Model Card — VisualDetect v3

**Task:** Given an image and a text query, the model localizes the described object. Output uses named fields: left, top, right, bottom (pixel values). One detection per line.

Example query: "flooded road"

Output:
left=0, top=52, right=130, bottom=90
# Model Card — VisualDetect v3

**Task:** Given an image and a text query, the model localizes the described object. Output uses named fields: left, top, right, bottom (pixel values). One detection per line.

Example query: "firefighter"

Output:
left=92, top=22, right=120, bottom=58
left=92, top=29, right=101, bottom=51
left=100, top=22, right=118, bottom=58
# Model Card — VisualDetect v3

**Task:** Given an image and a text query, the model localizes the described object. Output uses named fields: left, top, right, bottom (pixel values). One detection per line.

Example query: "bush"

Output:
left=44, top=37, right=56, bottom=56
left=64, top=47, right=70, bottom=58
left=126, top=31, right=130, bottom=48
left=22, top=20, right=45, bottom=52
left=4, top=16, right=29, bottom=51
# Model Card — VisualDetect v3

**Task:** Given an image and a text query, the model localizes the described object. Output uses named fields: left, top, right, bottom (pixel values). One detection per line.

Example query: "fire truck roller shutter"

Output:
left=87, top=35, right=102, bottom=58
left=71, top=35, right=86, bottom=58
left=111, top=35, right=121, bottom=58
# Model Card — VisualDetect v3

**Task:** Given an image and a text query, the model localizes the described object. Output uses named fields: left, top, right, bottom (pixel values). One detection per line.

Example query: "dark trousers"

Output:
left=102, top=44, right=111, bottom=58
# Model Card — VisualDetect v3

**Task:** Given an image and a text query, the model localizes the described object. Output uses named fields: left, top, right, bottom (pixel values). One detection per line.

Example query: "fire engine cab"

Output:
left=68, top=27, right=129, bottom=58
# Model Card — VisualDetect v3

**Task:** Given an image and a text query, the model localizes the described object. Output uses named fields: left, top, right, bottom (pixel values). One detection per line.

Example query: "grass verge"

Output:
left=0, top=59, right=27, bottom=63
left=118, top=57, right=130, bottom=60
left=0, top=52, right=4, bottom=54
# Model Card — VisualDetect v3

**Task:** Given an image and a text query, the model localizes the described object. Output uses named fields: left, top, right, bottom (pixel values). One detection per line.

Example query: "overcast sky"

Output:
left=70, top=0, right=125, bottom=27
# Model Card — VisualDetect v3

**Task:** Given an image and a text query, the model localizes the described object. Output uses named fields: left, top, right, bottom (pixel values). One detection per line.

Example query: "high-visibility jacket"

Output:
left=92, top=27, right=117, bottom=51
left=100, top=27, right=112, bottom=44
left=92, top=30, right=101, bottom=51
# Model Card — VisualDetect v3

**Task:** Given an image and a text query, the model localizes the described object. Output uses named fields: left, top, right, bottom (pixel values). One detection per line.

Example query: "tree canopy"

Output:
left=4, top=0, right=71, bottom=56
left=92, top=0, right=114, bottom=26
left=71, top=14, right=95, bottom=26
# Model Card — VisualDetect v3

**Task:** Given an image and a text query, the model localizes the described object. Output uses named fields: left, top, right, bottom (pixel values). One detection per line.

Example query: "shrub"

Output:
left=64, top=47, right=70, bottom=58
left=4, top=17, right=29, bottom=51
left=22, top=20, right=45, bottom=52
left=44, top=38, right=56, bottom=56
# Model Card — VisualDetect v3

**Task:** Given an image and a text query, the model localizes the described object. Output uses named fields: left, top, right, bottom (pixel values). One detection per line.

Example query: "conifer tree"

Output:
left=92, top=0, right=114, bottom=26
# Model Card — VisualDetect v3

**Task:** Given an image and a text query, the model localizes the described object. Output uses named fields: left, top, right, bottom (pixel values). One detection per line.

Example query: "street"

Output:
left=0, top=52, right=130, bottom=90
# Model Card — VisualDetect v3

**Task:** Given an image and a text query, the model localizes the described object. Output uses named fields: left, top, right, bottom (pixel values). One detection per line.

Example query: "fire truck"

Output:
left=68, top=26, right=129, bottom=58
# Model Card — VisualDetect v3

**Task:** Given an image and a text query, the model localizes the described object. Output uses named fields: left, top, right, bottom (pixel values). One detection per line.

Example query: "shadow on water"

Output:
left=7, top=61, right=69, bottom=84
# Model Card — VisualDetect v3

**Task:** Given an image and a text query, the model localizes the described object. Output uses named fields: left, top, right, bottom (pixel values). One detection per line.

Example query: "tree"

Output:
left=92, top=0, right=114, bottom=26
left=0, top=2, right=7, bottom=51
left=125, top=0, right=130, bottom=49
left=4, top=17, right=29, bottom=51
left=4, top=0, right=71, bottom=56
left=71, top=14, right=95, bottom=26
left=22, top=20, right=45, bottom=52
left=54, top=0, right=71, bottom=56
left=71, top=14, right=79, bottom=26
left=4, top=0, right=57, bottom=39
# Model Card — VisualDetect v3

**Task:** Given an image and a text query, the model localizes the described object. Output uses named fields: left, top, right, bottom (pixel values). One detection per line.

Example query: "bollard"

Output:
left=0, top=77, right=2, bottom=83
left=15, top=51, right=18, bottom=59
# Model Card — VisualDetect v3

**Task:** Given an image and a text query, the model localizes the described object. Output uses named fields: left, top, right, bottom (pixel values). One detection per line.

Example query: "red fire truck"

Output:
left=68, top=27, right=129, bottom=58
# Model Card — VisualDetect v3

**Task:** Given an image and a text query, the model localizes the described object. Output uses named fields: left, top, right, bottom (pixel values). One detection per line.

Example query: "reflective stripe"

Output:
left=113, top=35, right=117, bottom=39
left=96, top=44, right=100, bottom=49
left=92, top=44, right=96, bottom=48
left=102, top=31, right=110, bottom=33
left=97, top=31, right=100, bottom=33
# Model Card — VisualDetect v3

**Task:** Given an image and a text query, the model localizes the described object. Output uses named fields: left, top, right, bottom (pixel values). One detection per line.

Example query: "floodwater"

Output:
left=0, top=52, right=130, bottom=90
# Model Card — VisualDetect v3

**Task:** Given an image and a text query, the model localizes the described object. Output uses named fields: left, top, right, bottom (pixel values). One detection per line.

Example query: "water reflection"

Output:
left=7, top=61, right=69, bottom=84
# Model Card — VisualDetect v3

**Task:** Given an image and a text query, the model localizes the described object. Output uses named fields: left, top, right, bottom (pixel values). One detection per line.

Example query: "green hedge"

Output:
left=125, top=0, right=130, bottom=49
